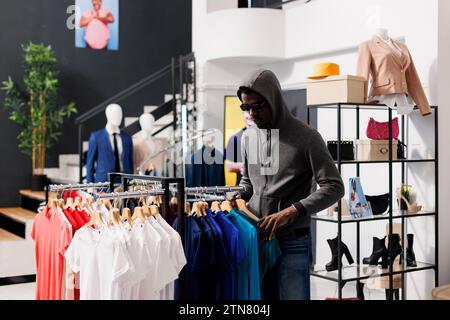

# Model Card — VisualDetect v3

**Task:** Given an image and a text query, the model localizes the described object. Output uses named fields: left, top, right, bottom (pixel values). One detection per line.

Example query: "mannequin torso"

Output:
left=86, top=104, right=134, bottom=183
left=370, top=29, right=413, bottom=114
left=133, top=114, right=164, bottom=174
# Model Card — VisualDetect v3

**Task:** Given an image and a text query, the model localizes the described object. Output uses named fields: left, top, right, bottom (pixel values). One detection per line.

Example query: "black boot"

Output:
left=356, top=281, right=365, bottom=300
left=325, top=236, right=354, bottom=272
left=406, top=234, right=417, bottom=267
left=387, top=233, right=403, bottom=265
left=363, top=236, right=388, bottom=267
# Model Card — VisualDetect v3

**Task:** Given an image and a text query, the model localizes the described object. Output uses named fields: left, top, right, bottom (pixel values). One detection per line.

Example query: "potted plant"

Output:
left=1, top=42, right=77, bottom=191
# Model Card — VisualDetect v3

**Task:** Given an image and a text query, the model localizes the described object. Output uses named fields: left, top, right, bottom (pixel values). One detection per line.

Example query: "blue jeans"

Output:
left=261, top=234, right=312, bottom=300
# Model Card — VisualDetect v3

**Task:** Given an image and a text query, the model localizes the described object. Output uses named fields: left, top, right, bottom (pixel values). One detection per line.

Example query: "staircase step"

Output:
left=125, top=117, right=139, bottom=127
left=20, top=189, right=45, bottom=212
left=0, top=208, right=36, bottom=239
left=0, top=208, right=36, bottom=224
left=143, top=105, right=159, bottom=114
left=19, top=190, right=45, bottom=202
left=164, top=94, right=173, bottom=102
left=0, top=228, right=23, bottom=241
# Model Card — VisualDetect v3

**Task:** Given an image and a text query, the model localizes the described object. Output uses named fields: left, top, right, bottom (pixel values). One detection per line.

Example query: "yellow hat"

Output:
left=308, top=62, right=341, bottom=79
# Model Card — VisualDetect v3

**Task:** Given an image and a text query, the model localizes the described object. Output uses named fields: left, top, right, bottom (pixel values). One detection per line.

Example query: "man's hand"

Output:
left=258, top=206, right=299, bottom=240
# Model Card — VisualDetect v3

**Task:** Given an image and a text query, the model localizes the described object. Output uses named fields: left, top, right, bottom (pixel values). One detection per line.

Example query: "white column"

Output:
left=438, top=0, right=450, bottom=285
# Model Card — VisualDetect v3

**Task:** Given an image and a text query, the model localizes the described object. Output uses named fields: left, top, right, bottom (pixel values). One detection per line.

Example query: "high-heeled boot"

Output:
left=406, top=234, right=417, bottom=267
left=325, top=236, right=354, bottom=272
left=387, top=233, right=403, bottom=265
left=362, top=236, right=388, bottom=267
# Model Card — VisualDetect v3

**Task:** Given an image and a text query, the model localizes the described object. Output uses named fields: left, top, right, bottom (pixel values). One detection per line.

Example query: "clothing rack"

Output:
left=48, top=182, right=111, bottom=192
left=185, top=186, right=244, bottom=194
left=45, top=182, right=114, bottom=203
left=93, top=189, right=166, bottom=200
left=107, top=172, right=186, bottom=299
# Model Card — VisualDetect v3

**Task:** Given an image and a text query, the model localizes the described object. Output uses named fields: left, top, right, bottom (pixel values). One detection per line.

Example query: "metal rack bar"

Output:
left=388, top=106, right=394, bottom=299
left=356, top=105, right=361, bottom=295
left=434, top=107, right=439, bottom=288
left=48, top=182, right=111, bottom=192
left=185, top=186, right=244, bottom=193
left=93, top=189, right=166, bottom=200
left=401, top=114, right=406, bottom=300
left=337, top=103, right=342, bottom=300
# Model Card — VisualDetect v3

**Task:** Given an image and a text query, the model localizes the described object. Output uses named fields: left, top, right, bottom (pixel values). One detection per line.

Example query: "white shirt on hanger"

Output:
left=134, top=217, right=178, bottom=300
left=65, top=225, right=132, bottom=300
left=117, top=222, right=153, bottom=300
left=155, top=214, right=187, bottom=300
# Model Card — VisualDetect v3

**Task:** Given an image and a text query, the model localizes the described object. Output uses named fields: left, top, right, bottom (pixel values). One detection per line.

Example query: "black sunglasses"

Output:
left=240, top=100, right=267, bottom=112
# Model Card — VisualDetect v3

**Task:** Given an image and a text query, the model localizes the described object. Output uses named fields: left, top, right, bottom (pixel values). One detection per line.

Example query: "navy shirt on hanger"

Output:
left=212, top=210, right=245, bottom=300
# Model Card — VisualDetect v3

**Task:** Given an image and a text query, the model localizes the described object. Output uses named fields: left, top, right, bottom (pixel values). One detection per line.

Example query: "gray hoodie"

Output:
left=237, top=69, right=344, bottom=239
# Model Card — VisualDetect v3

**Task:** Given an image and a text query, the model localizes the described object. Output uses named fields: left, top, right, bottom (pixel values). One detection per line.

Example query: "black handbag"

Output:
left=327, top=140, right=355, bottom=161
left=365, top=193, right=390, bottom=215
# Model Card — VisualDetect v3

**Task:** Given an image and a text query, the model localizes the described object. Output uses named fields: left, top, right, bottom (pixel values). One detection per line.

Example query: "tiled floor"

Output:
left=0, top=278, right=386, bottom=300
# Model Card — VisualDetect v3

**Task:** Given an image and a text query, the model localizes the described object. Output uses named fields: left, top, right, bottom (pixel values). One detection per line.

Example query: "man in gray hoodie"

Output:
left=235, top=69, right=344, bottom=300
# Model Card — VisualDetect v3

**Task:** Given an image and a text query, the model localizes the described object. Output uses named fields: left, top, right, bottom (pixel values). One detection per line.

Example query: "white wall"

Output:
left=193, top=0, right=444, bottom=298
left=206, top=0, right=237, bottom=13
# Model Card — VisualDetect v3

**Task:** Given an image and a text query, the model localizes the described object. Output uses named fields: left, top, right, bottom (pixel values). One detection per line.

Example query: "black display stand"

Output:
left=307, top=103, right=439, bottom=300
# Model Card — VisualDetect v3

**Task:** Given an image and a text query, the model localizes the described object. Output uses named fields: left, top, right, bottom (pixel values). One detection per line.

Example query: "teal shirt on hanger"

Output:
left=225, top=210, right=261, bottom=300
left=234, top=209, right=282, bottom=285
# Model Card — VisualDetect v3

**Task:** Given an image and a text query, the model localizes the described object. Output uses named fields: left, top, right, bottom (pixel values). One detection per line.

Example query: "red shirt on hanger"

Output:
left=63, top=208, right=79, bottom=233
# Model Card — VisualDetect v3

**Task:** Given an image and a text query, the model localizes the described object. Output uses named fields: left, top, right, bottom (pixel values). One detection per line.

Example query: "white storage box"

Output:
left=307, top=75, right=365, bottom=105
left=356, top=139, right=398, bottom=161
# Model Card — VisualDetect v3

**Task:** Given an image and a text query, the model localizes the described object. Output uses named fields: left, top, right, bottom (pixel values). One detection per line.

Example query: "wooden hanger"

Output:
left=47, top=197, right=56, bottom=208
left=132, top=206, right=146, bottom=222
left=87, top=210, right=104, bottom=228
left=57, top=199, right=65, bottom=208
left=104, top=199, right=112, bottom=210
left=149, top=205, right=159, bottom=217
left=191, top=202, right=200, bottom=217
left=64, top=197, right=74, bottom=210
left=220, top=200, right=233, bottom=213
left=142, top=205, right=151, bottom=218
left=108, top=208, right=121, bottom=225
left=201, top=201, right=208, bottom=216
left=185, top=202, right=192, bottom=216
left=73, top=196, right=82, bottom=209
left=211, top=201, right=221, bottom=213
left=236, top=199, right=259, bottom=221
left=121, top=208, right=133, bottom=225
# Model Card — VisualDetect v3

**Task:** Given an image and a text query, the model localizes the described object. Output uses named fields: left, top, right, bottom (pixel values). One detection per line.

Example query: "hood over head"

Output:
left=237, top=69, right=293, bottom=129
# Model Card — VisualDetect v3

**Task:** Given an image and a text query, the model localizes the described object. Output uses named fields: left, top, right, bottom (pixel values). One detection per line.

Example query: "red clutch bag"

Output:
left=366, top=117, right=399, bottom=140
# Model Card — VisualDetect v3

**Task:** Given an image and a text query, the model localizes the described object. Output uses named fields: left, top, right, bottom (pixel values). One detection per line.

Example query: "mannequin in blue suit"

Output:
left=86, top=104, right=134, bottom=183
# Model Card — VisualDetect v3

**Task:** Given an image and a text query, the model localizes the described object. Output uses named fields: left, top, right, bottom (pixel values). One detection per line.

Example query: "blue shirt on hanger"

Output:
left=212, top=210, right=245, bottom=300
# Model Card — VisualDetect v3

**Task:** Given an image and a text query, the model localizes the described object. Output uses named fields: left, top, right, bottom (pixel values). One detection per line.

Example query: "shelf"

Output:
left=307, top=102, right=438, bottom=111
left=311, top=261, right=436, bottom=282
left=335, top=159, right=436, bottom=165
left=312, top=210, right=435, bottom=224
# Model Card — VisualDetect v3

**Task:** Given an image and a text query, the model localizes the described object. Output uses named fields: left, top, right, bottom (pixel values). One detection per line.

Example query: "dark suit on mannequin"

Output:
left=86, top=128, right=133, bottom=183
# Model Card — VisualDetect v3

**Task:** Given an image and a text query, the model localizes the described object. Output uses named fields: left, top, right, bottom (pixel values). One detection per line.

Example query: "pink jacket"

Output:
left=357, top=36, right=431, bottom=116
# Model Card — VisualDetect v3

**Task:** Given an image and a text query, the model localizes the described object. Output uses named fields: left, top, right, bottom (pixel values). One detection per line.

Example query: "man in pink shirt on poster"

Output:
left=79, top=0, right=114, bottom=50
